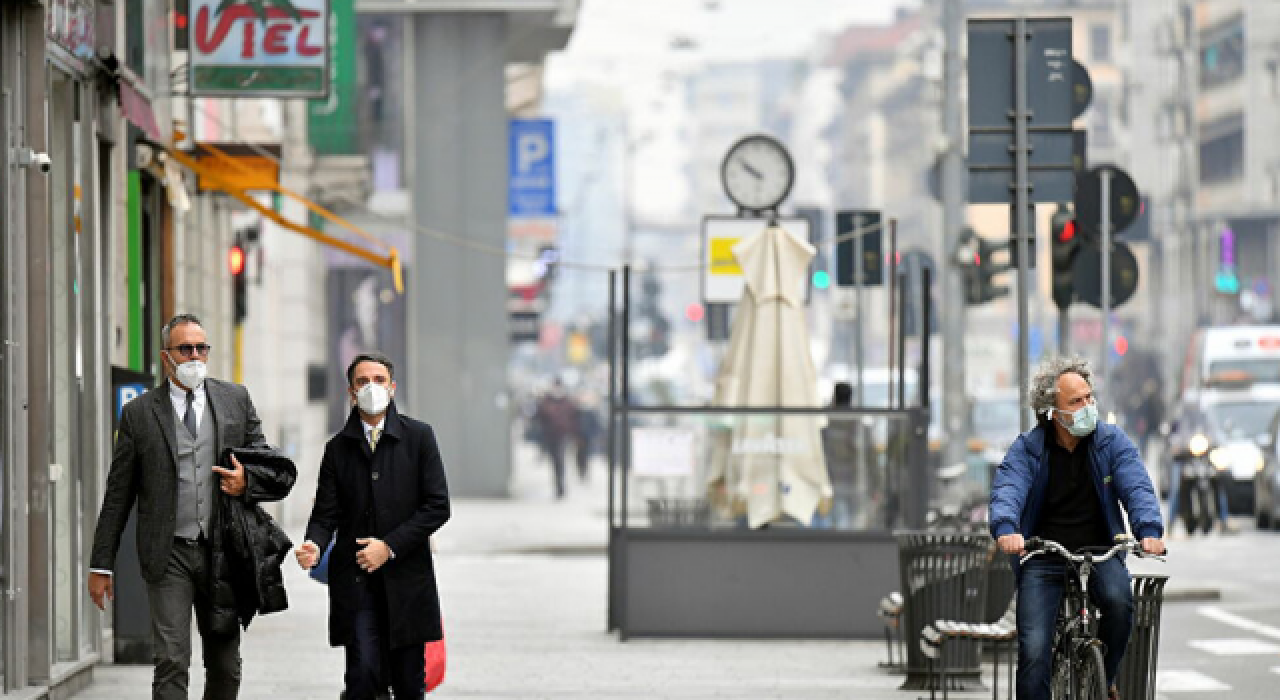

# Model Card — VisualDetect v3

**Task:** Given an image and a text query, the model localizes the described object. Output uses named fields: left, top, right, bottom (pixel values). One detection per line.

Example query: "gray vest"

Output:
left=174, top=400, right=217, bottom=539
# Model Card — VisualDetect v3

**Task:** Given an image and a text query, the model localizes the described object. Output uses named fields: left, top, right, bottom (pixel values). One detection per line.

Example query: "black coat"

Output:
left=210, top=446, right=296, bottom=635
left=304, top=402, right=451, bottom=648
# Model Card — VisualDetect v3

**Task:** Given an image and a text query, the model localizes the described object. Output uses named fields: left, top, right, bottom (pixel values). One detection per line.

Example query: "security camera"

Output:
left=16, top=148, right=51, bottom=174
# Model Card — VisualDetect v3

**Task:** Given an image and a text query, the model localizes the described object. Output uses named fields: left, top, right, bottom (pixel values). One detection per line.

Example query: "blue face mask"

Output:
left=1055, top=402, right=1098, bottom=437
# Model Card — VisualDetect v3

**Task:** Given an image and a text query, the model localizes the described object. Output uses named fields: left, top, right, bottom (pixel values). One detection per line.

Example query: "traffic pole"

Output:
left=1100, top=168, right=1112, bottom=396
left=1014, top=16, right=1032, bottom=433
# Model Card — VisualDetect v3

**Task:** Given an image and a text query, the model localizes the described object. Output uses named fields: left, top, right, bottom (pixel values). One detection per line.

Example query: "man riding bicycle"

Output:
left=990, top=356, right=1166, bottom=700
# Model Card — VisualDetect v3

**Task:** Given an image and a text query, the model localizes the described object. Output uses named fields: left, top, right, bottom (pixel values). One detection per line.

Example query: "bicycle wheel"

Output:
left=1050, top=645, right=1073, bottom=698
left=1074, top=642, right=1108, bottom=700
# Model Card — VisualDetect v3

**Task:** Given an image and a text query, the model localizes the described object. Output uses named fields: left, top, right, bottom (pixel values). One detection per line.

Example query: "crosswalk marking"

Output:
left=1156, top=669, right=1231, bottom=693
left=1198, top=605, right=1280, bottom=641
left=1188, top=638, right=1280, bottom=655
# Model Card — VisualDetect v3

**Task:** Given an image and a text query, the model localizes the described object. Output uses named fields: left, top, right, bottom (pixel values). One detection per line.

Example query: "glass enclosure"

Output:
left=615, top=408, right=921, bottom=532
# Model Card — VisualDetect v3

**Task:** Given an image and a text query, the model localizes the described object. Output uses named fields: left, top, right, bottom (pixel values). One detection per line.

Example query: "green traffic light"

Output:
left=812, top=270, right=830, bottom=290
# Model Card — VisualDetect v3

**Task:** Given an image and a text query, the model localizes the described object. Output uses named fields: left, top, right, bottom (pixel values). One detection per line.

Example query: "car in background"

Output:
left=1163, top=381, right=1280, bottom=516
left=1255, top=409, right=1280, bottom=531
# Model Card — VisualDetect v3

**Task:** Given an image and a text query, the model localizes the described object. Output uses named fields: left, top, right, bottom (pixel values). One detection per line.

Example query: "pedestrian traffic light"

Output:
left=963, top=235, right=1008, bottom=306
left=230, top=239, right=247, bottom=324
left=1051, top=203, right=1079, bottom=311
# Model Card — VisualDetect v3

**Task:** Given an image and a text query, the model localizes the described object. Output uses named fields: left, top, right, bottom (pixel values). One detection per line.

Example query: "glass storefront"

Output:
left=47, top=62, right=98, bottom=669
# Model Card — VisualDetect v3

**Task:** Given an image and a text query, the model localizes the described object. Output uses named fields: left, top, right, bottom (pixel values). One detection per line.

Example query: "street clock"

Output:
left=720, top=134, right=795, bottom=213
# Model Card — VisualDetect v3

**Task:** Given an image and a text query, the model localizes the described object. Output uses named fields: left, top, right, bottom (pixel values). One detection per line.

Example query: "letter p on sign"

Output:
left=517, top=132, right=549, bottom=173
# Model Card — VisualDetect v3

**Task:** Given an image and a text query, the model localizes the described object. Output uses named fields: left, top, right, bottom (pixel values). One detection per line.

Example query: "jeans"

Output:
left=1016, top=556, right=1134, bottom=700
left=148, top=538, right=241, bottom=700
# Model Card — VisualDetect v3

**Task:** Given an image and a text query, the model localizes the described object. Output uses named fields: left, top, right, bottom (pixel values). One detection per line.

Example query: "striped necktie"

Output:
left=369, top=427, right=381, bottom=451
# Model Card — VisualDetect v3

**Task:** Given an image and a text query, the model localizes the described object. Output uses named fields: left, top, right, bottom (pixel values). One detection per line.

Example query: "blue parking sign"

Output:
left=509, top=118, right=557, bottom=218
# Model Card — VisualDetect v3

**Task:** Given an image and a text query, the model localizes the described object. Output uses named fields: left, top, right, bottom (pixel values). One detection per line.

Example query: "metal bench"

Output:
left=877, top=591, right=906, bottom=671
left=919, top=598, right=1016, bottom=700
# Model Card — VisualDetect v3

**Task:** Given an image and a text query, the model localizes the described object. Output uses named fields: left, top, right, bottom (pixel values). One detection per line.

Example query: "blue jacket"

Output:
left=989, top=422, right=1164, bottom=568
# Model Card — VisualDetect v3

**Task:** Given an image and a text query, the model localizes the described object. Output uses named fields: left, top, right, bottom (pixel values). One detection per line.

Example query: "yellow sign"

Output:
left=196, top=155, right=280, bottom=192
left=709, top=237, right=742, bottom=276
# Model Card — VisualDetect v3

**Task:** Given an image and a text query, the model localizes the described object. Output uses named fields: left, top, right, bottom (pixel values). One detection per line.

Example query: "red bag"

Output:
left=424, top=622, right=446, bottom=692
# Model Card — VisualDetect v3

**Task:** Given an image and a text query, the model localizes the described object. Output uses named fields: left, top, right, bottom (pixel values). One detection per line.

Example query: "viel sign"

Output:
left=191, top=0, right=329, bottom=97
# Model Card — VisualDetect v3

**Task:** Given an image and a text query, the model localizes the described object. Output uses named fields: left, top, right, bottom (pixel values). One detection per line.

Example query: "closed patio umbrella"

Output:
left=706, top=224, right=832, bottom=528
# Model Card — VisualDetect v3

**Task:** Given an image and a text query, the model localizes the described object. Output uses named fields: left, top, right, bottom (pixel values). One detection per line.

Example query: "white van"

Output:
left=1180, top=325, right=1280, bottom=393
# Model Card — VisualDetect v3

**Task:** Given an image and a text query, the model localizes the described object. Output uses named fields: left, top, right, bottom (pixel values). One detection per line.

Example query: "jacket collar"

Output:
left=340, top=399, right=405, bottom=443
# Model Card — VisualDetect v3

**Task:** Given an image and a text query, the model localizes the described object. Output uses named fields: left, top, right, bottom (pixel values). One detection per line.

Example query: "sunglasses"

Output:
left=166, top=343, right=212, bottom=358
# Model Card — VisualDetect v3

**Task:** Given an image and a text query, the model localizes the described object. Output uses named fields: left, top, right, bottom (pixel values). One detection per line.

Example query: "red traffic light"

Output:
left=228, top=245, right=246, bottom=276
left=1057, top=219, right=1076, bottom=243
left=1114, top=335, right=1129, bottom=357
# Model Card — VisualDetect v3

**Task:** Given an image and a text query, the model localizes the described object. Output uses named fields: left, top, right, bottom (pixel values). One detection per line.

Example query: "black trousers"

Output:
left=344, top=574, right=425, bottom=700
left=147, top=537, right=241, bottom=700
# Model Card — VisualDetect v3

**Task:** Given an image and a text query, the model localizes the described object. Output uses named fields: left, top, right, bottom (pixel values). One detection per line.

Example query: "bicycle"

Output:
left=1020, top=535, right=1166, bottom=700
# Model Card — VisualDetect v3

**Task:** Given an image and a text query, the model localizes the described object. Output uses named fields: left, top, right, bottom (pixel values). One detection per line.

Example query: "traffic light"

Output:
left=964, top=235, right=1009, bottom=306
left=174, top=0, right=190, bottom=51
left=230, top=238, right=247, bottom=324
left=1051, top=203, right=1079, bottom=311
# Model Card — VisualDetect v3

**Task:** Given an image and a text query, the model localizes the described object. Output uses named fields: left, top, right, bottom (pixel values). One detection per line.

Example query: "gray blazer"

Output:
left=91, top=378, right=269, bottom=583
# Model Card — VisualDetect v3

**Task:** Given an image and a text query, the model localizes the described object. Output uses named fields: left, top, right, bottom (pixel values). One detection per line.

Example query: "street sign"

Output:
left=835, top=210, right=883, bottom=287
left=508, top=118, right=557, bottom=218
left=967, top=17, right=1075, bottom=204
left=1071, top=242, right=1139, bottom=309
left=1075, top=165, right=1140, bottom=235
left=190, top=0, right=330, bottom=97
left=1071, top=59, right=1093, bottom=120
left=307, top=0, right=358, bottom=154
left=701, top=216, right=810, bottom=303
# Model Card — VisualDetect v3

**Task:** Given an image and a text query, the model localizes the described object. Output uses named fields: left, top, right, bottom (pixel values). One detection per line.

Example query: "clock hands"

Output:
left=739, top=160, right=764, bottom=180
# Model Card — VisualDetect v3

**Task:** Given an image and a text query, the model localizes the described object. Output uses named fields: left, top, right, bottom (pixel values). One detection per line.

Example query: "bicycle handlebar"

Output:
left=1019, top=536, right=1168, bottom=567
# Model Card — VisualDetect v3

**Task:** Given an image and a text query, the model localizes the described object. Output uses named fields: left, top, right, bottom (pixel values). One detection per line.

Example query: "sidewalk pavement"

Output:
left=75, top=443, right=1004, bottom=699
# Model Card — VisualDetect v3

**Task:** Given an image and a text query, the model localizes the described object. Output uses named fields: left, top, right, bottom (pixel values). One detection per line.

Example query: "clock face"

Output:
left=721, top=135, right=795, bottom=212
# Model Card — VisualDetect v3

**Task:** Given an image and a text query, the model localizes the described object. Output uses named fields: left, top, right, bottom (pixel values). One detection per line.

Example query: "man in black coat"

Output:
left=88, top=313, right=274, bottom=699
left=297, top=352, right=451, bottom=700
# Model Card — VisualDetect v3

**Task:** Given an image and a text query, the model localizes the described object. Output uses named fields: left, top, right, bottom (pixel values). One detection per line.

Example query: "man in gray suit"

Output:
left=89, top=313, right=268, bottom=699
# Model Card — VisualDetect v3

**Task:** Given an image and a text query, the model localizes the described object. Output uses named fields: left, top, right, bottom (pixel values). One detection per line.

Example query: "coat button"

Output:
left=372, top=472, right=379, bottom=480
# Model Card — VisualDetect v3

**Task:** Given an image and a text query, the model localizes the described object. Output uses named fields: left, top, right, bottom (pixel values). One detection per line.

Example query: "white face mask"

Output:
left=355, top=383, right=393, bottom=415
left=166, top=352, right=208, bottom=390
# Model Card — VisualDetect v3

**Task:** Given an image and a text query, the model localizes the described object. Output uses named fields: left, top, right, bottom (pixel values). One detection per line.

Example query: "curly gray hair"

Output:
left=1028, top=355, right=1093, bottom=418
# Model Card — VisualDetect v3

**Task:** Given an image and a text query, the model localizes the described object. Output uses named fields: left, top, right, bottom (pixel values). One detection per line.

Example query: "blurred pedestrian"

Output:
left=574, top=389, right=603, bottom=483
left=89, top=313, right=293, bottom=700
left=297, top=352, right=450, bottom=700
left=535, top=378, right=579, bottom=498
left=820, top=382, right=857, bottom=528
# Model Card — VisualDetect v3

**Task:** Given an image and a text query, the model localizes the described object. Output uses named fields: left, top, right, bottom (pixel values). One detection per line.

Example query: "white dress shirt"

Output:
left=169, top=380, right=207, bottom=430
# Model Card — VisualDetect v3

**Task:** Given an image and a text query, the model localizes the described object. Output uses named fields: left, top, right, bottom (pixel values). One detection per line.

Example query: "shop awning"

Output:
left=119, top=79, right=163, bottom=143
left=167, top=139, right=403, bottom=293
